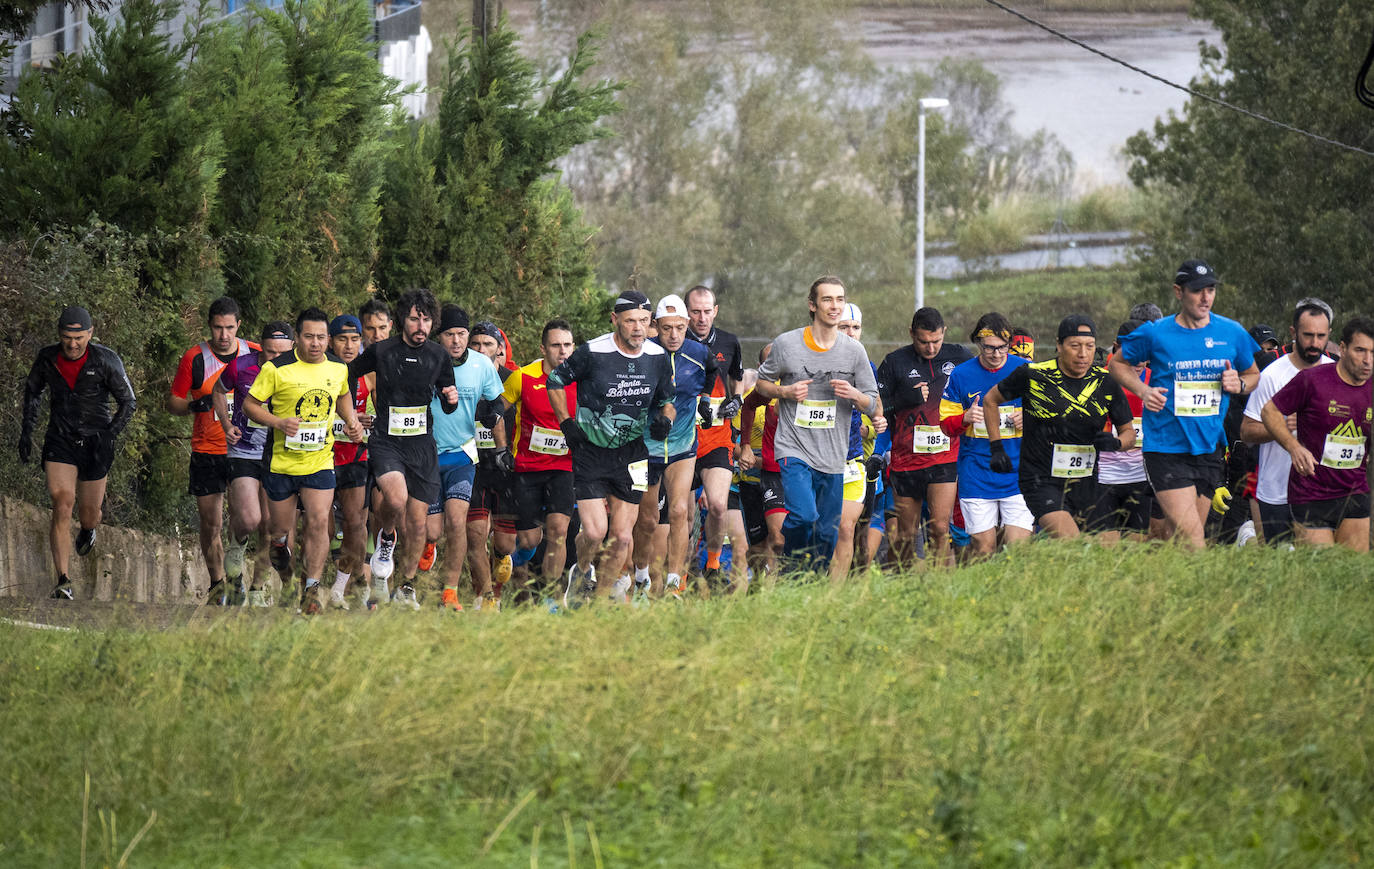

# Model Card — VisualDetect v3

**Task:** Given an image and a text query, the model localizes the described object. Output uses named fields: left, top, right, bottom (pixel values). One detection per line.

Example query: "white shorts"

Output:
left=960, top=495, right=1035, bottom=535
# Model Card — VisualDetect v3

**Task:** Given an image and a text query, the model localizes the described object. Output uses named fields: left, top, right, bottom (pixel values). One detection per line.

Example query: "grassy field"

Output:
left=2, top=543, right=1371, bottom=866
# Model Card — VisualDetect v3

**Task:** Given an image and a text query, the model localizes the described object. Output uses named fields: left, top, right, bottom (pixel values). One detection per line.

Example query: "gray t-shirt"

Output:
left=757, top=326, right=879, bottom=475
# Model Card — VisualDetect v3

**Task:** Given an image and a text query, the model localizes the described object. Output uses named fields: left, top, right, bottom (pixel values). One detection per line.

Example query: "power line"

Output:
left=978, top=0, right=1374, bottom=159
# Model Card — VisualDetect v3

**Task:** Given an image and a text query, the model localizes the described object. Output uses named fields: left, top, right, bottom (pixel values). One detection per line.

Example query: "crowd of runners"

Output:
left=18, top=262, right=1374, bottom=611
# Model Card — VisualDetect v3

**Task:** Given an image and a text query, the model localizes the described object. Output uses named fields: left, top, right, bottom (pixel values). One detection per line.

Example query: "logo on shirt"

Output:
left=942, top=362, right=956, bottom=376
left=907, top=368, right=921, bottom=378
left=295, top=388, right=336, bottom=421
left=1332, top=419, right=1361, bottom=438
left=1328, top=400, right=1352, bottom=419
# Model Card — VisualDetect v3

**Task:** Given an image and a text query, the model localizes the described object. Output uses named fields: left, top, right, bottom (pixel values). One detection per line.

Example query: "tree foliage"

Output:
left=1124, top=0, right=1374, bottom=324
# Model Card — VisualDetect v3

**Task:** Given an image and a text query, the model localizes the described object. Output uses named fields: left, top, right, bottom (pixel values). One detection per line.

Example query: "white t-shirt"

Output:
left=1243, top=353, right=1332, bottom=505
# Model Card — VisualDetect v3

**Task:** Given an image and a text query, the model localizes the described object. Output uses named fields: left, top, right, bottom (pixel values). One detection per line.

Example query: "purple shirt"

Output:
left=222, top=353, right=269, bottom=460
left=1270, top=363, right=1372, bottom=504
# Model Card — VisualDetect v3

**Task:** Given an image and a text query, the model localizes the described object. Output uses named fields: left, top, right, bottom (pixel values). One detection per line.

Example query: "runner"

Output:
left=1109, top=260, right=1260, bottom=549
left=831, top=303, right=886, bottom=580
left=1089, top=319, right=1154, bottom=544
left=359, top=298, right=392, bottom=347
left=876, top=306, right=973, bottom=567
left=983, top=315, right=1134, bottom=538
left=752, top=277, right=880, bottom=570
left=325, top=315, right=374, bottom=609
left=939, top=313, right=1031, bottom=556
left=546, top=290, right=675, bottom=607
left=459, top=319, right=516, bottom=609
left=168, top=296, right=258, bottom=603
left=631, top=294, right=720, bottom=598
left=20, top=306, right=137, bottom=600
left=1239, top=298, right=1334, bottom=545
left=1260, top=316, right=1373, bottom=551
left=499, top=319, right=577, bottom=590
left=738, top=345, right=787, bottom=577
left=685, top=285, right=747, bottom=584
left=243, top=308, right=363, bottom=614
left=213, top=321, right=296, bottom=606
left=348, top=289, right=459, bottom=608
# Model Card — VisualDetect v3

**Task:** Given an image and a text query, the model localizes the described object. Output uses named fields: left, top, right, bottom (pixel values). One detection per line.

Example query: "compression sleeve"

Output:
left=994, top=364, right=1030, bottom=401
left=347, top=343, right=377, bottom=381
left=435, top=349, right=458, bottom=414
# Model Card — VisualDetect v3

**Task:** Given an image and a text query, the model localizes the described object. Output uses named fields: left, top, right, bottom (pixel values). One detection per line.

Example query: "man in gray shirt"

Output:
left=753, top=276, right=879, bottom=570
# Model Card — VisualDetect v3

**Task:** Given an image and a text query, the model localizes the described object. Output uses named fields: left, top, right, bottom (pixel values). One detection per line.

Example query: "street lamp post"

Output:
left=916, top=97, right=949, bottom=313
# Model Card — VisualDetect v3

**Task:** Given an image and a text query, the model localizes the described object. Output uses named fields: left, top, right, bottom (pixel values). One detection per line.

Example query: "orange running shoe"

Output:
left=440, top=586, right=464, bottom=612
left=418, top=542, right=437, bottom=572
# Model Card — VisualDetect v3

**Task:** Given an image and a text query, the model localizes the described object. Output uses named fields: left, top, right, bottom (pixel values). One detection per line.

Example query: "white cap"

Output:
left=840, top=302, right=862, bottom=325
left=655, top=293, right=688, bottom=320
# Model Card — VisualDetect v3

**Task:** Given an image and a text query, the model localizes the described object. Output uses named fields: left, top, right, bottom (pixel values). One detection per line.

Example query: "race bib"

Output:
left=1130, top=416, right=1143, bottom=451
left=476, top=424, right=496, bottom=450
left=629, top=459, right=649, bottom=493
left=1175, top=380, right=1221, bottom=417
left=1320, top=434, right=1366, bottom=469
left=912, top=425, right=950, bottom=454
left=285, top=420, right=328, bottom=452
left=332, top=418, right=369, bottom=444
left=794, top=399, right=837, bottom=429
left=972, top=409, right=1017, bottom=439
left=529, top=425, right=568, bottom=456
left=221, top=397, right=234, bottom=423
left=1051, top=443, right=1096, bottom=479
left=843, top=458, right=865, bottom=485
left=705, top=395, right=725, bottom=428
left=388, top=405, right=427, bottom=437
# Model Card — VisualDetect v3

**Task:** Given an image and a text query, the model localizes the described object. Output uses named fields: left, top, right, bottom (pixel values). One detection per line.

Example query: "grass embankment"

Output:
left=3, top=543, right=1371, bottom=866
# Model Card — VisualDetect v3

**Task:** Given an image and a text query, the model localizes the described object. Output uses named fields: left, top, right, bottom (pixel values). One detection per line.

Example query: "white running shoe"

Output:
left=368, top=577, right=390, bottom=610
left=394, top=583, right=421, bottom=611
left=370, top=530, right=396, bottom=581
left=564, top=564, right=597, bottom=609
left=224, top=536, right=247, bottom=582
left=247, top=588, right=270, bottom=608
left=1235, top=519, right=1257, bottom=547
left=329, top=588, right=351, bottom=611
left=611, top=574, right=632, bottom=603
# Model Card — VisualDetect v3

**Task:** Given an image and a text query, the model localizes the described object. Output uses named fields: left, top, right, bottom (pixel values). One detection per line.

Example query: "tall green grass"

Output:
left=3, top=543, right=1371, bottom=866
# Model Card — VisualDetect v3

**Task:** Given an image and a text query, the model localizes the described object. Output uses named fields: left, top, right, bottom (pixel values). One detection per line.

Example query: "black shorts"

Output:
left=514, top=470, right=575, bottom=530
left=890, top=463, right=958, bottom=500
left=367, top=435, right=440, bottom=506
left=188, top=451, right=230, bottom=496
left=1143, top=450, right=1223, bottom=497
left=760, top=470, right=786, bottom=514
left=1255, top=499, right=1294, bottom=545
left=334, top=460, right=369, bottom=490
left=43, top=434, right=114, bottom=482
left=471, top=463, right=515, bottom=517
left=738, top=480, right=769, bottom=545
left=658, top=486, right=670, bottom=525
left=727, top=488, right=740, bottom=511
left=697, top=445, right=733, bottom=472
left=1021, top=475, right=1098, bottom=525
left=573, top=440, right=649, bottom=505
left=1089, top=480, right=1152, bottom=533
left=1290, top=493, right=1371, bottom=530
left=227, top=456, right=265, bottom=482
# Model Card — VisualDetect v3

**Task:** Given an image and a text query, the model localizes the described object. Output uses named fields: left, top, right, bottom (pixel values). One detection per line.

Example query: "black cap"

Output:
left=470, top=321, right=500, bottom=338
left=438, top=304, right=470, bottom=334
left=1057, top=314, right=1097, bottom=341
left=261, top=321, right=295, bottom=342
left=58, top=305, right=92, bottom=332
left=1116, top=318, right=1145, bottom=341
left=613, top=290, right=652, bottom=314
left=1249, top=324, right=1278, bottom=347
left=1175, top=259, right=1218, bottom=291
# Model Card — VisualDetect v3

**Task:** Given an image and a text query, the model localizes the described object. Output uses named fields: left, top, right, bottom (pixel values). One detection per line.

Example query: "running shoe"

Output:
left=564, top=564, right=597, bottom=610
left=493, top=553, right=513, bottom=592
left=664, top=573, right=683, bottom=599
left=610, top=574, right=632, bottom=603
left=224, top=536, right=247, bottom=582
left=50, top=578, right=74, bottom=600
left=370, top=531, right=397, bottom=581
left=440, top=587, right=464, bottom=612
left=269, top=538, right=292, bottom=576
left=75, top=527, right=97, bottom=557
left=228, top=581, right=247, bottom=607
left=302, top=583, right=325, bottom=615
left=329, top=587, right=351, bottom=611
left=418, top=542, right=437, bottom=572
left=367, top=577, right=390, bottom=610
left=206, top=578, right=229, bottom=606
left=394, top=583, right=421, bottom=611
left=247, top=588, right=270, bottom=608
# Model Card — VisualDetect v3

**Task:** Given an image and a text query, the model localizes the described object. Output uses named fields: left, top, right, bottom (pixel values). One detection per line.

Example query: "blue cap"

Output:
left=329, top=315, right=362, bottom=337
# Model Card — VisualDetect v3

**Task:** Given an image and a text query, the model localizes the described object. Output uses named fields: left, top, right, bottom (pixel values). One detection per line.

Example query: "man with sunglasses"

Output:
left=1109, top=260, right=1261, bottom=549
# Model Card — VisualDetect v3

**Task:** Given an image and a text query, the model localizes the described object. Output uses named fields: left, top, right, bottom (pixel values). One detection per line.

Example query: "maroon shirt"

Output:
left=1271, top=363, right=1372, bottom=504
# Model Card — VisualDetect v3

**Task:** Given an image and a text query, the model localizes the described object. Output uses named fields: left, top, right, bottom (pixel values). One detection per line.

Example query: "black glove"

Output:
left=478, top=409, right=500, bottom=430
left=18, top=433, right=32, bottom=464
left=865, top=453, right=886, bottom=483
left=718, top=396, right=742, bottom=421
left=988, top=441, right=1014, bottom=475
left=649, top=412, right=672, bottom=441
left=1092, top=431, right=1123, bottom=453
left=187, top=395, right=213, bottom=414
left=494, top=448, right=515, bottom=474
left=559, top=418, right=588, bottom=449
left=698, top=396, right=714, bottom=427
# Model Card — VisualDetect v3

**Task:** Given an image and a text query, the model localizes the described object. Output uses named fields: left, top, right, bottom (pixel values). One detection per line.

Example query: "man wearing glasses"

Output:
left=939, top=312, right=1031, bottom=556
left=1109, top=260, right=1261, bottom=549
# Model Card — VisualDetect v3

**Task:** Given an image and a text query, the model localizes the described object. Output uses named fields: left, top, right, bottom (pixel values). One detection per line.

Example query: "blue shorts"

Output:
left=428, top=461, right=476, bottom=515
left=263, top=468, right=335, bottom=502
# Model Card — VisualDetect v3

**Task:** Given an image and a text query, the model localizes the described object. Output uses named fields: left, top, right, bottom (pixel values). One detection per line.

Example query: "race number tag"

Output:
left=285, top=420, right=328, bottom=452
left=912, top=425, right=950, bottom=454
left=1320, top=434, right=1366, bottom=469
left=388, top=405, right=427, bottom=436
left=629, top=459, right=649, bottom=493
left=333, top=418, right=368, bottom=444
left=794, top=399, right=837, bottom=429
left=529, top=425, right=568, bottom=456
left=1051, top=443, right=1096, bottom=479
left=1131, top=416, right=1143, bottom=451
left=221, top=397, right=234, bottom=423
left=476, top=424, right=496, bottom=450
left=843, top=458, right=865, bottom=485
left=972, top=409, right=1017, bottom=439
left=704, top=396, right=725, bottom=428
left=1175, top=380, right=1221, bottom=417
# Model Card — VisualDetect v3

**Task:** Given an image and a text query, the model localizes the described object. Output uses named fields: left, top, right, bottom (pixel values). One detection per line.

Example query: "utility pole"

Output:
left=473, top=0, right=500, bottom=40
